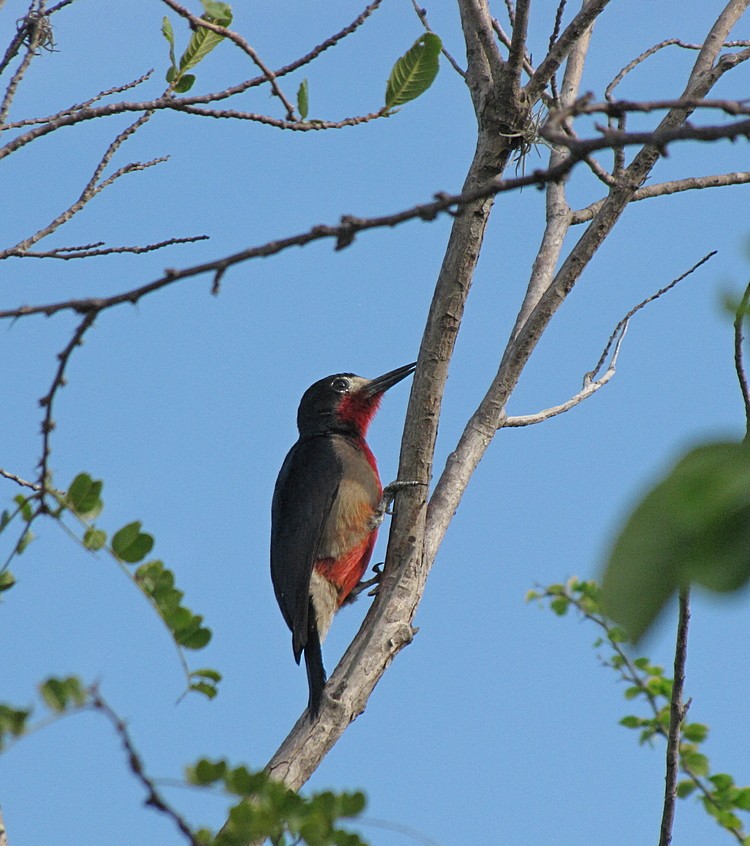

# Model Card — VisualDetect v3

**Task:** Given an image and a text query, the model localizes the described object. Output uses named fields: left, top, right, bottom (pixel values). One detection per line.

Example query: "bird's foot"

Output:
left=368, top=480, right=425, bottom=531
left=343, top=563, right=383, bottom=603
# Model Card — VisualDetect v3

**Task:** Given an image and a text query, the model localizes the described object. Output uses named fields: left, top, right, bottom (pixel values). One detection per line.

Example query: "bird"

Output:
left=271, top=362, right=417, bottom=717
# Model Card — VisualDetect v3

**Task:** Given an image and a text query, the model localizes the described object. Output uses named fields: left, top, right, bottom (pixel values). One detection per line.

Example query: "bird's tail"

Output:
left=304, top=597, right=326, bottom=717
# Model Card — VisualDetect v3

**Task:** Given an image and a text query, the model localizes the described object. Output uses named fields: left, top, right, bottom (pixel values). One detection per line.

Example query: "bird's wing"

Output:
left=271, top=434, right=341, bottom=662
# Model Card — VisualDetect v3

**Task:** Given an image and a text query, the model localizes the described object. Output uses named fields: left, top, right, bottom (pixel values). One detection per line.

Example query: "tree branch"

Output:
left=502, top=323, right=626, bottom=428
left=733, top=281, right=750, bottom=441
left=570, top=172, right=750, bottom=224
left=161, top=0, right=297, bottom=120
left=659, top=588, right=691, bottom=846
left=37, top=312, right=97, bottom=497
left=525, top=0, right=613, bottom=101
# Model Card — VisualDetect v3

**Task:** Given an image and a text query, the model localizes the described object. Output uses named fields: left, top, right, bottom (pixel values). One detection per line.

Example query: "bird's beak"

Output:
left=362, top=362, right=417, bottom=397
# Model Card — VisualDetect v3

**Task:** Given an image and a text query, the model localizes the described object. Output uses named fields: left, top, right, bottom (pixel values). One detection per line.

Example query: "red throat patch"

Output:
left=336, top=391, right=382, bottom=436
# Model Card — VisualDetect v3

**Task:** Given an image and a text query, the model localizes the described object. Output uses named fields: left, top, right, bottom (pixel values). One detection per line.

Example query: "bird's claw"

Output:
left=369, top=480, right=425, bottom=531
left=345, top=562, right=383, bottom=603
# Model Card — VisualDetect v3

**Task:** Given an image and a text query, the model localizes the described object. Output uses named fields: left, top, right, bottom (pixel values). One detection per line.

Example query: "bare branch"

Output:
left=165, top=102, right=388, bottom=130
left=91, top=688, right=201, bottom=846
left=491, top=17, right=535, bottom=79
left=0, top=468, right=41, bottom=491
left=659, top=588, right=691, bottom=846
left=5, top=235, right=209, bottom=260
left=37, top=312, right=97, bottom=496
left=547, top=0, right=568, bottom=105
left=503, top=324, right=626, bottom=428
left=272, top=0, right=383, bottom=79
left=606, top=38, right=750, bottom=103
left=586, top=251, right=717, bottom=381
left=0, top=0, right=47, bottom=123
left=0, top=158, right=584, bottom=322
left=733, top=281, right=750, bottom=440
left=510, top=1, right=595, bottom=340
left=1, top=110, right=163, bottom=258
left=571, top=172, right=750, bottom=223
left=526, top=0, right=613, bottom=102
left=425, top=2, right=747, bottom=575
left=506, top=0, right=531, bottom=87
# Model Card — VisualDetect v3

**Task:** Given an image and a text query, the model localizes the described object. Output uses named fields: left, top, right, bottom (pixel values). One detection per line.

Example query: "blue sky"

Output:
left=2, top=1, right=750, bottom=845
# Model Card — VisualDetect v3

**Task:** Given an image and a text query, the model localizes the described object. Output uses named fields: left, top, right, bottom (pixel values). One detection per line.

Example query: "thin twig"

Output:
left=547, top=0, right=567, bottom=106
left=506, top=0, right=531, bottom=87
left=606, top=37, right=750, bottom=102
left=585, top=251, right=716, bottom=382
left=411, top=0, right=466, bottom=76
left=272, top=0, right=383, bottom=79
left=2, top=111, right=162, bottom=258
left=491, top=17, right=535, bottom=78
left=0, top=468, right=40, bottom=490
left=4, top=235, right=209, bottom=260
left=91, top=688, right=201, bottom=846
left=502, top=323, right=626, bottom=427
left=733, top=281, right=750, bottom=441
left=37, top=312, right=97, bottom=497
left=0, top=0, right=46, bottom=123
left=570, top=172, right=750, bottom=224
left=659, top=588, right=690, bottom=846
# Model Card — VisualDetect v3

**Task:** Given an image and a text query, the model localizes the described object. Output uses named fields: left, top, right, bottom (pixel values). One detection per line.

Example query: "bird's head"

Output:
left=297, top=362, right=416, bottom=437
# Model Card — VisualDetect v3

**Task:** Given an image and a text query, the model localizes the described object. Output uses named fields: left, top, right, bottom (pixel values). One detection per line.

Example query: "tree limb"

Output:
left=659, top=588, right=690, bottom=846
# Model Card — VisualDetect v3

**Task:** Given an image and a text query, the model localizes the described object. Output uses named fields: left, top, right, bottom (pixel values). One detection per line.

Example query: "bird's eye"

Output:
left=331, top=377, right=350, bottom=394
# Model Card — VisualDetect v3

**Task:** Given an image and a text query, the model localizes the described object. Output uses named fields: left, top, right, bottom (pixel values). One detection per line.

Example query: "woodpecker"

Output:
left=271, top=362, right=416, bottom=716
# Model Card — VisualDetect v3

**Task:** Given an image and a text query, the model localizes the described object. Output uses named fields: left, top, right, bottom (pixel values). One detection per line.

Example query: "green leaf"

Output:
left=201, top=0, right=232, bottom=20
left=14, top=494, right=34, bottom=522
left=66, top=473, right=104, bottom=518
left=187, top=757, right=228, bottom=785
left=677, top=780, right=697, bottom=798
left=135, top=560, right=212, bottom=652
left=112, top=521, right=154, bottom=563
left=709, top=773, right=735, bottom=791
left=602, top=442, right=750, bottom=642
left=549, top=596, right=569, bottom=616
left=682, top=722, right=709, bottom=743
left=174, top=73, right=196, bottom=93
left=190, top=681, right=219, bottom=699
left=83, top=527, right=107, bottom=551
left=16, top=528, right=34, bottom=554
left=681, top=748, right=710, bottom=776
left=734, top=787, right=750, bottom=811
left=385, top=33, right=441, bottom=109
left=297, top=78, right=309, bottom=120
left=619, top=715, right=645, bottom=729
left=191, top=668, right=222, bottom=683
left=179, top=6, right=232, bottom=74
left=162, top=15, right=177, bottom=70
left=623, top=686, right=642, bottom=700
left=0, top=570, right=15, bottom=592
left=39, top=676, right=86, bottom=712
left=0, top=703, right=31, bottom=750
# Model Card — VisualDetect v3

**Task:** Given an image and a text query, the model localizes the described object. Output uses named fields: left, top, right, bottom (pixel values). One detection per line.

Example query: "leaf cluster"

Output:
left=0, top=675, right=87, bottom=751
left=163, top=1, right=233, bottom=94
left=186, top=759, right=367, bottom=846
left=0, top=471, right=220, bottom=700
left=530, top=578, right=750, bottom=842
